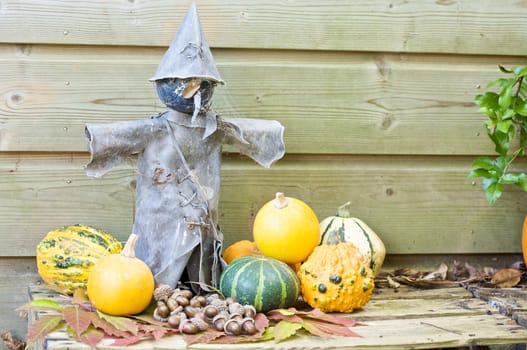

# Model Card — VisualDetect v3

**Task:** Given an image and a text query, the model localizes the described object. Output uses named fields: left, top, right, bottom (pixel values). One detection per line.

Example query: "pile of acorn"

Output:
left=152, top=284, right=258, bottom=335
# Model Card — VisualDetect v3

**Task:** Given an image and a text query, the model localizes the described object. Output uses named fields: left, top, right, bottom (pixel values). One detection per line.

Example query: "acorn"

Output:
left=224, top=297, right=236, bottom=305
left=153, top=306, right=169, bottom=322
left=170, top=305, right=184, bottom=316
left=241, top=317, right=257, bottom=335
left=208, top=297, right=228, bottom=312
left=156, top=304, right=170, bottom=319
left=167, top=314, right=182, bottom=329
left=228, top=302, right=245, bottom=316
left=179, top=320, right=199, bottom=334
left=184, top=306, right=201, bottom=318
left=190, top=316, right=209, bottom=331
left=166, top=298, right=179, bottom=312
left=203, top=305, right=219, bottom=320
left=243, top=305, right=257, bottom=319
left=178, top=289, right=194, bottom=300
left=229, top=312, right=243, bottom=321
left=175, top=295, right=190, bottom=307
left=212, top=311, right=229, bottom=331
left=189, top=296, right=202, bottom=308
left=153, top=284, right=174, bottom=302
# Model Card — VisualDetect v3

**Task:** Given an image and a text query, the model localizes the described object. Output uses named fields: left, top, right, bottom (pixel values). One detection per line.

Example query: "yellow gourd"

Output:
left=297, top=242, right=374, bottom=313
left=253, top=192, right=319, bottom=264
left=36, top=224, right=122, bottom=291
left=87, top=233, right=154, bottom=316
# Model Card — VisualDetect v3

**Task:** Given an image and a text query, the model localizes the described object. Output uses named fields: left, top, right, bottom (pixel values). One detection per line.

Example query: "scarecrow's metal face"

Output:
left=156, top=78, right=215, bottom=114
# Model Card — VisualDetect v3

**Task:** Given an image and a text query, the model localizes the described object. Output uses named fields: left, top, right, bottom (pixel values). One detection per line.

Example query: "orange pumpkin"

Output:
left=522, top=216, right=527, bottom=265
left=253, top=192, right=320, bottom=264
left=223, top=240, right=260, bottom=264
left=87, top=233, right=154, bottom=316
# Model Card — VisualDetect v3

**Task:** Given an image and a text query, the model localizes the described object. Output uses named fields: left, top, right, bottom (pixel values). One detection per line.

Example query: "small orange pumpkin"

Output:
left=223, top=240, right=260, bottom=264
left=522, top=215, right=527, bottom=265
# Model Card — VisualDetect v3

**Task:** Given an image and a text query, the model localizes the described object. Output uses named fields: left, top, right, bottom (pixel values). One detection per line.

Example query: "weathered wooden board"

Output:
left=0, top=258, right=39, bottom=340
left=27, top=285, right=527, bottom=350
left=1, top=0, right=527, bottom=56
left=1, top=154, right=526, bottom=257
left=468, top=286, right=527, bottom=316
left=2, top=44, right=527, bottom=154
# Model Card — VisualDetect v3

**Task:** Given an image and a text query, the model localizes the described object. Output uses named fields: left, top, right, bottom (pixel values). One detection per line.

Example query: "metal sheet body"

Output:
left=85, top=110, right=284, bottom=289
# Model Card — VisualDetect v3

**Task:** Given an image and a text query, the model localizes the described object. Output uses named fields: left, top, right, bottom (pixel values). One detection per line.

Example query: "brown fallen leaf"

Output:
left=393, top=267, right=423, bottom=278
left=386, top=275, right=401, bottom=289
left=490, top=268, right=522, bottom=288
left=421, top=262, right=448, bottom=281
left=1, top=331, right=25, bottom=350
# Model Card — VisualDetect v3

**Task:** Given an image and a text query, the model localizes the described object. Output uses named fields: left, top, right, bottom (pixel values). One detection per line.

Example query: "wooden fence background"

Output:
left=1, top=0, right=527, bottom=340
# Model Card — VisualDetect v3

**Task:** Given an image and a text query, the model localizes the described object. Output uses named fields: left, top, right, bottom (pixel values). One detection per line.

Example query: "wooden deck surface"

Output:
left=28, top=284, right=527, bottom=350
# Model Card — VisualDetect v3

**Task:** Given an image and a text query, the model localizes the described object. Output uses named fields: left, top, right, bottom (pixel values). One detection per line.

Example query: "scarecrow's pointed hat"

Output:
left=150, top=2, right=224, bottom=84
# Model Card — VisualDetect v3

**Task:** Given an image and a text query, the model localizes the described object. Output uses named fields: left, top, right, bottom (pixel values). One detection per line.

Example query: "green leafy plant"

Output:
left=469, top=65, right=527, bottom=204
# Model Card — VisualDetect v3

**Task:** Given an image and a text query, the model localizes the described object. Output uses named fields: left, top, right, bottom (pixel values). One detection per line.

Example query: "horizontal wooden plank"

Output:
left=2, top=44, right=526, bottom=154
left=38, top=316, right=527, bottom=349
left=29, top=284, right=527, bottom=349
left=1, top=0, right=527, bottom=56
left=1, top=153, right=526, bottom=257
left=468, top=286, right=527, bottom=317
left=0, top=258, right=39, bottom=340
left=352, top=296, right=489, bottom=321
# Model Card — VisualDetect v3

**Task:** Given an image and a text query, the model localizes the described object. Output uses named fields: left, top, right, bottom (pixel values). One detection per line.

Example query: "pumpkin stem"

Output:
left=273, top=192, right=289, bottom=209
left=121, top=233, right=138, bottom=258
left=336, top=202, right=352, bottom=217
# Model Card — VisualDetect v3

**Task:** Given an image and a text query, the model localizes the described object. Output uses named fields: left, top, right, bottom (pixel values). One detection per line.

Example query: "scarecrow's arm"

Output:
left=221, top=118, right=285, bottom=168
left=85, top=119, right=165, bottom=177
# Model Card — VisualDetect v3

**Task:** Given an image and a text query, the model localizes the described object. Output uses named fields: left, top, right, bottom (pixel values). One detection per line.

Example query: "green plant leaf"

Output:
left=497, top=119, right=513, bottom=134
left=500, top=173, right=520, bottom=184
left=273, top=321, right=303, bottom=342
left=17, top=299, right=63, bottom=313
left=471, top=157, right=495, bottom=170
left=487, top=78, right=508, bottom=88
left=468, top=168, right=492, bottom=179
left=513, top=66, right=527, bottom=77
left=515, top=101, right=527, bottom=116
left=489, top=130, right=511, bottom=155
left=476, top=92, right=499, bottom=111
left=485, top=181, right=503, bottom=204
left=499, top=83, right=514, bottom=109
left=516, top=174, right=527, bottom=191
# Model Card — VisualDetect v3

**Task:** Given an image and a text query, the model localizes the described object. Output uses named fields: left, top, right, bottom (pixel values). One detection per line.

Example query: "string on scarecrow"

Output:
left=84, top=3, right=285, bottom=291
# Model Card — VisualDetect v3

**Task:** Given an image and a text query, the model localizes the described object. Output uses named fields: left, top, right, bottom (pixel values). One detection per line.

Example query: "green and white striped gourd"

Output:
left=219, top=255, right=300, bottom=312
left=320, top=202, right=386, bottom=275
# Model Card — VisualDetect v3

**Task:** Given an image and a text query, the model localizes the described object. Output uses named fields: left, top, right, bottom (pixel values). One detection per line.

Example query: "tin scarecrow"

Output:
left=84, top=3, right=285, bottom=290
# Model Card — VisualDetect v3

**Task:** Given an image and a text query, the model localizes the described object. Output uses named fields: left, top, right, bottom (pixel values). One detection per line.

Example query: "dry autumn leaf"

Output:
left=422, top=262, right=448, bottom=281
left=490, top=268, right=522, bottom=288
left=1, top=331, right=25, bottom=350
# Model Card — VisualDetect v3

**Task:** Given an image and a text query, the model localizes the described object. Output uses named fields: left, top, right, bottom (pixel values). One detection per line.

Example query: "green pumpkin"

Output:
left=219, top=255, right=300, bottom=312
left=320, top=202, right=386, bottom=275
